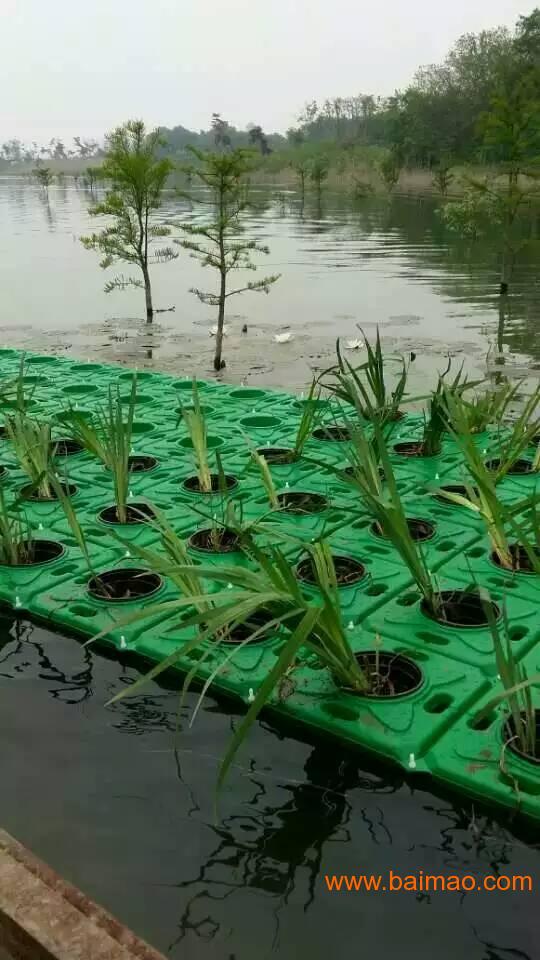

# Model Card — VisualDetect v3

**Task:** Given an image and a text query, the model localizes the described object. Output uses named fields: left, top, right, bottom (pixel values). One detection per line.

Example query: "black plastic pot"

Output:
left=98, top=502, right=156, bottom=525
left=296, top=554, right=367, bottom=586
left=339, top=651, right=424, bottom=698
left=88, top=568, right=162, bottom=602
left=421, top=590, right=500, bottom=627
left=188, top=528, right=241, bottom=553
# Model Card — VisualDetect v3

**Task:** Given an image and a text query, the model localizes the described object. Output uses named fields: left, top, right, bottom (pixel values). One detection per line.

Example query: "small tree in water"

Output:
left=177, top=146, right=280, bottom=371
left=33, top=166, right=54, bottom=190
left=81, top=120, right=176, bottom=323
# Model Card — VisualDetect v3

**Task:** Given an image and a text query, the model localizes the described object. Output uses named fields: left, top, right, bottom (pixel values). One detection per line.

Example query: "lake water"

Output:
left=0, top=178, right=539, bottom=959
left=0, top=614, right=538, bottom=960
left=1, top=176, right=539, bottom=390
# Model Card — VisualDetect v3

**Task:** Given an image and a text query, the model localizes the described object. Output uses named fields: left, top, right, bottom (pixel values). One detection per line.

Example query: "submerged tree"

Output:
left=176, top=147, right=280, bottom=371
left=441, top=67, right=540, bottom=293
left=308, top=155, right=329, bottom=195
left=248, top=124, right=271, bottom=155
left=81, top=120, right=176, bottom=323
left=33, top=166, right=54, bottom=190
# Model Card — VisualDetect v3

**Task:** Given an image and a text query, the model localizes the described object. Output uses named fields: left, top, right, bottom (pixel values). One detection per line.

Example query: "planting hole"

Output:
left=491, top=544, right=540, bottom=575
left=189, top=528, right=241, bottom=553
left=0, top=540, right=64, bottom=567
left=434, top=483, right=479, bottom=504
left=50, top=438, right=84, bottom=457
left=371, top=517, right=436, bottom=542
left=183, top=474, right=238, bottom=495
left=421, top=590, right=500, bottom=628
left=296, top=554, right=366, bottom=586
left=209, top=610, right=275, bottom=645
left=256, top=446, right=298, bottom=465
left=504, top=711, right=540, bottom=764
left=21, top=482, right=77, bottom=502
left=340, top=651, right=424, bottom=698
left=88, top=568, right=162, bottom=602
left=98, top=502, right=156, bottom=525
left=276, top=491, right=328, bottom=514
left=485, top=458, right=534, bottom=475
left=509, top=625, right=528, bottom=642
left=312, top=425, right=351, bottom=442
left=394, top=440, right=438, bottom=458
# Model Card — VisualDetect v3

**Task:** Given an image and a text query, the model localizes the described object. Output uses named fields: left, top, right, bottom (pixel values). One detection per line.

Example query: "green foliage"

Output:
left=81, top=120, right=177, bottom=320
left=321, top=329, right=410, bottom=427
left=58, top=376, right=138, bottom=523
left=5, top=414, right=55, bottom=499
left=173, top=146, right=280, bottom=371
left=344, top=421, right=439, bottom=611
left=179, top=381, right=212, bottom=492
left=439, top=388, right=540, bottom=571
left=100, top=522, right=369, bottom=793
left=32, top=166, right=54, bottom=189
left=378, top=151, right=402, bottom=192
left=432, top=163, right=454, bottom=196
left=0, top=488, right=35, bottom=565
left=439, top=188, right=502, bottom=240
left=474, top=598, right=539, bottom=758
left=308, top=154, right=329, bottom=192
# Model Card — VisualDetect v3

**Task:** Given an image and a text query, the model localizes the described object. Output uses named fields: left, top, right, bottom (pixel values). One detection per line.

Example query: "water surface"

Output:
left=1, top=177, right=539, bottom=389
left=0, top=615, right=538, bottom=960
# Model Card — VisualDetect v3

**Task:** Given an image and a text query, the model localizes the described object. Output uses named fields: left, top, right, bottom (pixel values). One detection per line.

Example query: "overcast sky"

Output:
left=1, top=0, right=535, bottom=143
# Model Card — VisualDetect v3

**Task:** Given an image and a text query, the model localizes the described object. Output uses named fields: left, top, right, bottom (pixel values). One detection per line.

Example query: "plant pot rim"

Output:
left=489, top=545, right=540, bottom=577
left=87, top=567, right=164, bottom=603
left=370, top=516, right=436, bottom=543
left=296, top=554, right=368, bottom=587
left=20, top=481, right=78, bottom=502
left=188, top=527, right=241, bottom=554
left=182, top=474, right=238, bottom=495
left=420, top=589, right=501, bottom=629
left=0, top=539, right=66, bottom=568
left=97, top=501, right=155, bottom=525
left=503, top=713, right=540, bottom=766
left=338, top=650, right=425, bottom=699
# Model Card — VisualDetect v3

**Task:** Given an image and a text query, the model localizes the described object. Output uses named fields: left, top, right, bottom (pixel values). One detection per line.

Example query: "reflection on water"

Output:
left=0, top=614, right=538, bottom=960
left=0, top=176, right=539, bottom=383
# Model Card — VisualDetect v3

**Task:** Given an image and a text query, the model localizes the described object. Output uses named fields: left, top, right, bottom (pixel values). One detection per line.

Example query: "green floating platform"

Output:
left=1, top=349, right=540, bottom=820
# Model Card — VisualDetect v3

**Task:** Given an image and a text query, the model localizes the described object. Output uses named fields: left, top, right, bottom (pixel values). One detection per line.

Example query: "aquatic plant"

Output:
left=174, top=147, right=280, bottom=371
left=5, top=414, right=56, bottom=499
left=180, top=381, right=212, bottom=491
left=321, top=329, right=410, bottom=426
left=345, top=421, right=440, bottom=611
left=446, top=380, right=520, bottom=435
left=98, top=520, right=371, bottom=790
left=80, top=120, right=176, bottom=323
left=440, top=391, right=540, bottom=572
left=0, top=488, right=37, bottom=565
left=473, top=596, right=540, bottom=761
left=58, top=374, right=137, bottom=522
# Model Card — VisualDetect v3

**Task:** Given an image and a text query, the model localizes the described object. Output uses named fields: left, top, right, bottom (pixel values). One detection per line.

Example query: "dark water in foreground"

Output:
left=0, top=615, right=538, bottom=959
